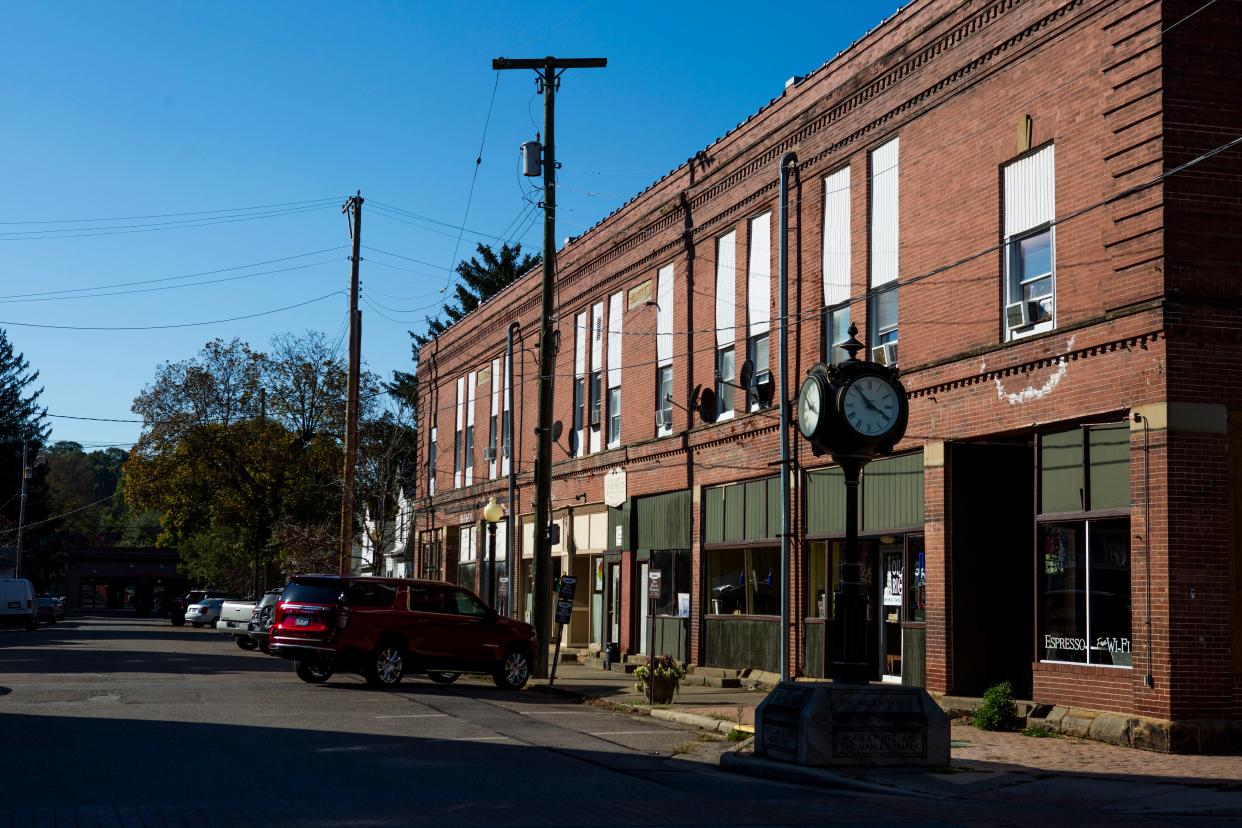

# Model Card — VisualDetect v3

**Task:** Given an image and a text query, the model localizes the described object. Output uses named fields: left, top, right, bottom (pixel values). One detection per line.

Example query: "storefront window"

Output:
left=706, top=547, right=780, bottom=616
left=907, top=536, right=926, bottom=623
left=1039, top=519, right=1130, bottom=666
left=650, top=549, right=690, bottom=617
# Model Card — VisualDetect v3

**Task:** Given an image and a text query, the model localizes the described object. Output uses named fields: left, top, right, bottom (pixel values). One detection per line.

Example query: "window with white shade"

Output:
left=464, top=370, right=477, bottom=486
left=1004, top=145, right=1056, bottom=339
left=453, top=377, right=465, bottom=489
left=589, top=301, right=603, bottom=453
left=747, top=212, right=771, bottom=410
left=572, top=310, right=587, bottom=456
left=488, top=359, right=500, bottom=480
left=715, top=231, right=737, bottom=421
left=869, top=137, right=899, bottom=365
left=655, top=264, right=674, bottom=436
left=502, top=355, right=511, bottom=476
left=822, top=167, right=852, bottom=365
left=427, top=420, right=437, bottom=496
left=606, top=291, right=622, bottom=448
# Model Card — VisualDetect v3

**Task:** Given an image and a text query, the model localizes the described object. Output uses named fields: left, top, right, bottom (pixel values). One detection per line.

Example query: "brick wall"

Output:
left=410, top=0, right=1237, bottom=722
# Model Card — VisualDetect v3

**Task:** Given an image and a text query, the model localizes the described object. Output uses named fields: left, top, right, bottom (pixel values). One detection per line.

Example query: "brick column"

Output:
left=922, top=442, right=949, bottom=694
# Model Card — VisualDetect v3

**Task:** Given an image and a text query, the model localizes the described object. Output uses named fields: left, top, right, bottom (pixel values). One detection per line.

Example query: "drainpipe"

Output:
left=778, top=151, right=798, bottom=683
left=1133, top=411, right=1153, bottom=688
left=506, top=321, right=521, bottom=617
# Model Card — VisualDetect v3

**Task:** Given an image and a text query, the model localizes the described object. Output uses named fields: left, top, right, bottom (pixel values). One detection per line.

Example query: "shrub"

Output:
left=972, top=681, right=1018, bottom=731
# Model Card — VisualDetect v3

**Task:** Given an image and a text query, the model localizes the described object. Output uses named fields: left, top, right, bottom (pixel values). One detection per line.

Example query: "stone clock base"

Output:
left=754, top=681, right=950, bottom=767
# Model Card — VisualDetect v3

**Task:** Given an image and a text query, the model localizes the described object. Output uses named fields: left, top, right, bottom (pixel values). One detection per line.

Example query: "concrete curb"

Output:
left=649, top=707, right=740, bottom=735
left=719, top=752, right=933, bottom=799
left=531, top=683, right=750, bottom=736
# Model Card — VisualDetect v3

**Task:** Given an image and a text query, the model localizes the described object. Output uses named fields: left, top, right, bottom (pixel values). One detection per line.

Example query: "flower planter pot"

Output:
left=650, top=675, right=678, bottom=704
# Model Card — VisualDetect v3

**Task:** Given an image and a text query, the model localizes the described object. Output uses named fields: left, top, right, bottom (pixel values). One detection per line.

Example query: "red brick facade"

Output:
left=412, top=0, right=1241, bottom=743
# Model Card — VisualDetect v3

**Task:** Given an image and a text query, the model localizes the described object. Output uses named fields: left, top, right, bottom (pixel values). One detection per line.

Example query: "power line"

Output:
left=0, top=246, right=348, bottom=300
left=0, top=493, right=119, bottom=538
left=0, top=196, right=341, bottom=226
left=0, top=258, right=343, bottom=305
left=0, top=290, right=343, bottom=331
left=0, top=202, right=338, bottom=241
left=48, top=414, right=143, bottom=423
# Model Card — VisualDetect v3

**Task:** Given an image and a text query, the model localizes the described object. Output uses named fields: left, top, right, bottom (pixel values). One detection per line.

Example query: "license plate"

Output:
left=295, top=617, right=310, bottom=626
left=7, top=602, right=18, bottom=609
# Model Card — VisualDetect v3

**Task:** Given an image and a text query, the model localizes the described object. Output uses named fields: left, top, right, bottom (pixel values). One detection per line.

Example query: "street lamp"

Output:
left=482, top=496, right=504, bottom=609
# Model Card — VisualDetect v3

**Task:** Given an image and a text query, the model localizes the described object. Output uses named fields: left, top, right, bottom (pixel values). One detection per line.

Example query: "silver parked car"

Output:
left=185, top=598, right=226, bottom=628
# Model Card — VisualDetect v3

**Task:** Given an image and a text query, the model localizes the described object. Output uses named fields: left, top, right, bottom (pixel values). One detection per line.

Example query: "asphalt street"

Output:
left=0, top=617, right=1226, bottom=827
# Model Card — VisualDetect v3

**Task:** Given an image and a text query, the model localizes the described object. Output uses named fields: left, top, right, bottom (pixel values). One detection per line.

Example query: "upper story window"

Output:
left=869, top=137, right=900, bottom=366
left=453, top=376, right=465, bottom=489
left=501, top=355, right=512, bottom=476
left=464, top=370, right=477, bottom=486
left=822, top=167, right=852, bottom=365
left=1004, top=144, right=1056, bottom=340
left=427, top=419, right=437, bottom=496
left=589, top=301, right=604, bottom=452
left=606, top=291, right=623, bottom=448
left=746, top=212, right=772, bottom=410
left=655, top=264, right=674, bottom=436
left=487, top=360, right=500, bottom=480
left=571, top=310, right=587, bottom=456
left=715, top=231, right=737, bottom=421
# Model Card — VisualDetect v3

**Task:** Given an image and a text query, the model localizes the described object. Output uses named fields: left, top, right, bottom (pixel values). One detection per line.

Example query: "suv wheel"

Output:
left=296, top=658, right=334, bottom=684
left=427, top=671, right=459, bottom=685
left=236, top=637, right=258, bottom=651
left=366, top=643, right=405, bottom=688
left=493, top=648, right=531, bottom=690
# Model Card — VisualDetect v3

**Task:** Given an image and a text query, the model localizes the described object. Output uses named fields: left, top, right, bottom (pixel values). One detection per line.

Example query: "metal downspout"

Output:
left=778, top=151, right=798, bottom=683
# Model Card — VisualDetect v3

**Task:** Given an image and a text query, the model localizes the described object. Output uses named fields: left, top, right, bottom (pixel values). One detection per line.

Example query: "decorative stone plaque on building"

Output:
left=603, top=467, right=626, bottom=508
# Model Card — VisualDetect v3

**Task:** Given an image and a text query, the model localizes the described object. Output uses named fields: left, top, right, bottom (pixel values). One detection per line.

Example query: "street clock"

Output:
left=795, top=323, right=909, bottom=459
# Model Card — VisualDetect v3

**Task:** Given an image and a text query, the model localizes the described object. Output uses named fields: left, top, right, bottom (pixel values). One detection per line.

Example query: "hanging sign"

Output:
left=603, top=467, right=627, bottom=508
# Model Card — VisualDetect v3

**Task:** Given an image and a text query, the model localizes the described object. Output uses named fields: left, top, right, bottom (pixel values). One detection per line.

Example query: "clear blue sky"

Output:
left=1, top=0, right=901, bottom=450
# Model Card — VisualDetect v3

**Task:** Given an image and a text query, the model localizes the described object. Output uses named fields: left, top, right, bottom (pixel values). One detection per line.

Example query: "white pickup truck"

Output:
left=218, top=599, right=259, bottom=649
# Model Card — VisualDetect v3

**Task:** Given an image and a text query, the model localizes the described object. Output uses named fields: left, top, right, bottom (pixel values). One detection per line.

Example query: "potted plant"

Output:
left=634, top=655, right=686, bottom=704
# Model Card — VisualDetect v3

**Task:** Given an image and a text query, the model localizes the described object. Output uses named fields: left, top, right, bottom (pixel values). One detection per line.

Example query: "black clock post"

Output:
left=749, top=323, right=948, bottom=770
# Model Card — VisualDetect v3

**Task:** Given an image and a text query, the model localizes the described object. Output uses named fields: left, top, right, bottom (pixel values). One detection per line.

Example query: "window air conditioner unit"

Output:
left=751, top=369, right=775, bottom=407
left=1005, top=301, right=1029, bottom=330
left=871, top=342, right=898, bottom=367
left=483, top=446, right=496, bottom=462
left=655, top=409, right=671, bottom=430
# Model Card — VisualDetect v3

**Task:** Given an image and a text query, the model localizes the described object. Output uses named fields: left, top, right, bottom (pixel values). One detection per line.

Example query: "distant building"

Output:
left=64, top=547, right=186, bottom=611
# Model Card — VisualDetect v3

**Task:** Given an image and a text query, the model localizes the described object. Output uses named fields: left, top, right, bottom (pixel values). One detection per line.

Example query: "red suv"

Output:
left=269, top=575, right=537, bottom=690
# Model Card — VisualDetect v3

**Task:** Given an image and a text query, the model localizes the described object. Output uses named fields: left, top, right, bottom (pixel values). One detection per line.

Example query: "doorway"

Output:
left=879, top=542, right=904, bottom=682
left=638, top=561, right=650, bottom=654
left=605, top=559, right=621, bottom=653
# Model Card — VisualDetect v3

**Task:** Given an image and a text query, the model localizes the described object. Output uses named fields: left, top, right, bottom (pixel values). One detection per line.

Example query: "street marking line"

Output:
left=375, top=714, right=450, bottom=719
left=424, top=736, right=515, bottom=743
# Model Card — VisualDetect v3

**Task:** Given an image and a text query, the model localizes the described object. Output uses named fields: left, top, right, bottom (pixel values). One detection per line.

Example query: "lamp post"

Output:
left=482, top=496, right=504, bottom=609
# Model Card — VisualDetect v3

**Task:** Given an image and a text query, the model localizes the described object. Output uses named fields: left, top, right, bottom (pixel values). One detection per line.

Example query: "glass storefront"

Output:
left=705, top=546, right=780, bottom=616
left=1038, top=518, right=1131, bottom=667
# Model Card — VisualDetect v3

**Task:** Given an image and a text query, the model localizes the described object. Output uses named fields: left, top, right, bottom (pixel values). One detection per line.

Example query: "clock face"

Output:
left=797, top=375, right=823, bottom=439
left=841, top=375, right=901, bottom=439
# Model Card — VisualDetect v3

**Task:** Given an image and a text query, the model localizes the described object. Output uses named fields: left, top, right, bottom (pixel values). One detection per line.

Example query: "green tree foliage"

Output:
left=409, top=242, right=536, bottom=352
left=124, top=333, right=394, bottom=589
left=0, top=328, right=50, bottom=581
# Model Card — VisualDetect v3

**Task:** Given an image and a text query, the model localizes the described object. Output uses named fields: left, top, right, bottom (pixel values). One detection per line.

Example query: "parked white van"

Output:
left=0, top=579, right=37, bottom=631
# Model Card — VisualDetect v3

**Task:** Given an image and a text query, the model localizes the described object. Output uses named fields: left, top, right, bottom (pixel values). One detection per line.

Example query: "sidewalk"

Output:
left=532, top=662, right=1242, bottom=818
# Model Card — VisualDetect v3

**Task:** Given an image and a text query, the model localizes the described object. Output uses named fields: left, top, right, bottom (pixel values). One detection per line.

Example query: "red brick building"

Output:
left=413, top=0, right=1241, bottom=751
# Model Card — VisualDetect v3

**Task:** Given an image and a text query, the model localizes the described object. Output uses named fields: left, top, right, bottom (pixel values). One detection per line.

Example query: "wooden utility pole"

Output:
left=492, top=56, right=605, bottom=678
left=339, top=192, right=363, bottom=576
left=15, top=440, right=29, bottom=578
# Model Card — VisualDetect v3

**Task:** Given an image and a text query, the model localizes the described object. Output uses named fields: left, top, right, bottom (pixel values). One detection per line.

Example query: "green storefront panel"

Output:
left=704, top=487, right=724, bottom=545
left=862, top=452, right=924, bottom=532
left=1088, top=424, right=1131, bottom=511
left=722, top=484, right=745, bottom=542
left=607, top=504, right=630, bottom=552
left=635, top=490, right=691, bottom=552
left=745, top=480, right=768, bottom=539
left=767, top=477, right=781, bottom=539
left=1041, top=429, right=1085, bottom=514
left=806, top=467, right=847, bottom=536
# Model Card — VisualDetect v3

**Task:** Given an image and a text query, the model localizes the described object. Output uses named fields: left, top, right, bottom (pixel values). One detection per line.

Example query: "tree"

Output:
left=0, top=328, right=50, bottom=581
left=409, top=242, right=536, bottom=350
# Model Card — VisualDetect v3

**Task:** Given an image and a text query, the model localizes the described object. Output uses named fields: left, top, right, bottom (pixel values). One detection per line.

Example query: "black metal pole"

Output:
left=832, top=458, right=869, bottom=683
left=487, top=520, right=498, bottom=608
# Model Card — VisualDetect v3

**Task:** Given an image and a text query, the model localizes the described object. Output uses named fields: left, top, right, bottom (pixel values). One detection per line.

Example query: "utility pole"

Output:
left=15, top=440, right=29, bottom=579
left=493, top=56, right=606, bottom=677
left=339, top=192, right=363, bottom=576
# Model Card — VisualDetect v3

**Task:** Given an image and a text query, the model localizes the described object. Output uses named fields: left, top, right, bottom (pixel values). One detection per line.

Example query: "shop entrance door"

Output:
left=607, top=562, right=621, bottom=647
left=879, top=544, right=903, bottom=682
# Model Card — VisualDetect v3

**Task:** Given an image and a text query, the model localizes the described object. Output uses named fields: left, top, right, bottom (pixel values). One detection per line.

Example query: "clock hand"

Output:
left=856, top=390, right=883, bottom=414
